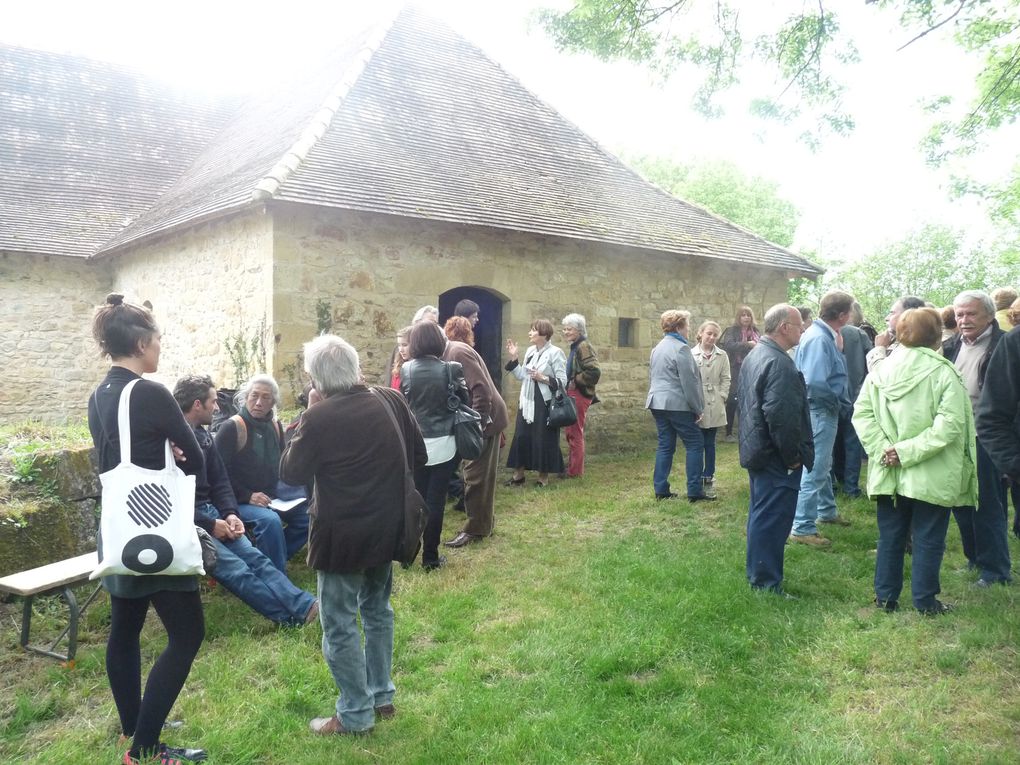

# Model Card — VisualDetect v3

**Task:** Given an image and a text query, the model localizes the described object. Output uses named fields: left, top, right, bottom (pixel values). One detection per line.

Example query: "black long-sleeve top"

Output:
left=192, top=423, right=239, bottom=517
left=88, top=366, right=204, bottom=597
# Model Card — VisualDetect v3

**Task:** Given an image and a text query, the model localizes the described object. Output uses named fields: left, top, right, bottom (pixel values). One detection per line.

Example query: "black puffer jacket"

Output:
left=737, top=336, right=815, bottom=472
left=400, top=357, right=470, bottom=437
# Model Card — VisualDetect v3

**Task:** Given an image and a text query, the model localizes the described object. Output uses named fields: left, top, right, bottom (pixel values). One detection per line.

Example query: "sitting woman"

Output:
left=505, top=319, right=568, bottom=487
left=853, top=307, right=977, bottom=615
left=214, top=374, right=310, bottom=572
left=719, top=305, right=760, bottom=441
left=400, top=321, right=471, bottom=571
left=692, top=320, right=730, bottom=499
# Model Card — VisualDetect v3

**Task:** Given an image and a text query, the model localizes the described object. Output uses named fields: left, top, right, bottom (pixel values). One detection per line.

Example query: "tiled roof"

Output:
left=0, top=10, right=820, bottom=276
left=0, top=45, right=231, bottom=257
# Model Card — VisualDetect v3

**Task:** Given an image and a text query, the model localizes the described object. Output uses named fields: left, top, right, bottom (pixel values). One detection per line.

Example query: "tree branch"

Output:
left=895, top=0, right=969, bottom=52
left=776, top=0, right=828, bottom=101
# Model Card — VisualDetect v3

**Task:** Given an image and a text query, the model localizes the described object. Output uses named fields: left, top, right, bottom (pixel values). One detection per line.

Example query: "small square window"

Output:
left=618, top=318, right=638, bottom=348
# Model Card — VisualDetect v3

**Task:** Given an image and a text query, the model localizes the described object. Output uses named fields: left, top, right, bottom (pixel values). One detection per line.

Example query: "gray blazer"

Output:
left=645, top=335, right=704, bottom=413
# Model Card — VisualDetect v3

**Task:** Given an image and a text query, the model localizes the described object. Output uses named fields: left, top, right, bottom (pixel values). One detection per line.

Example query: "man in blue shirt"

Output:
left=791, top=291, right=855, bottom=547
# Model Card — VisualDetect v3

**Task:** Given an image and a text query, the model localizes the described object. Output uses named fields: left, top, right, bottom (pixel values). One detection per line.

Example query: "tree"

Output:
left=540, top=1, right=1020, bottom=151
left=628, top=155, right=800, bottom=246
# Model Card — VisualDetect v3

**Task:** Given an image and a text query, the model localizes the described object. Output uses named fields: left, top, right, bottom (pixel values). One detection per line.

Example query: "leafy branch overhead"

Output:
left=539, top=0, right=1020, bottom=152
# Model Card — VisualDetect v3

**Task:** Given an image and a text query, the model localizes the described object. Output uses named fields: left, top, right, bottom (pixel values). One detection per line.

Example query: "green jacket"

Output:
left=852, top=346, right=977, bottom=508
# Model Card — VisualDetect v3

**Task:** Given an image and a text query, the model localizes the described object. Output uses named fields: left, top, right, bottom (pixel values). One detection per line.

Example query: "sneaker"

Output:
left=819, top=515, right=851, bottom=527
left=124, top=746, right=195, bottom=765
left=919, top=600, right=955, bottom=616
left=974, top=578, right=1011, bottom=588
left=701, top=478, right=717, bottom=499
left=789, top=533, right=832, bottom=548
left=161, top=744, right=207, bottom=762
left=724, top=433, right=737, bottom=443
left=688, top=494, right=717, bottom=502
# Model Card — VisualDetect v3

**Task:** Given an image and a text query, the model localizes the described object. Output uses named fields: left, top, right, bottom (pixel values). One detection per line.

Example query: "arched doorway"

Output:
left=439, top=287, right=506, bottom=393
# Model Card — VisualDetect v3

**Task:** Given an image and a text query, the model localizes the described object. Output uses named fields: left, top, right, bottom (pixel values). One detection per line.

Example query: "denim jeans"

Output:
left=952, top=438, right=1012, bottom=583
left=701, top=427, right=718, bottom=479
left=793, top=408, right=838, bottom=535
left=746, top=463, right=802, bottom=591
left=840, top=410, right=864, bottom=496
left=874, top=495, right=951, bottom=610
left=413, top=457, right=458, bottom=565
left=236, top=500, right=310, bottom=572
left=196, top=505, right=315, bottom=625
left=651, top=409, right=705, bottom=498
left=318, top=564, right=395, bottom=732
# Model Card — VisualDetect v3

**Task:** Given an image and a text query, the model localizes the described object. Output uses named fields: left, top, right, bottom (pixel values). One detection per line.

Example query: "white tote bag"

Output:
left=91, top=379, right=204, bottom=579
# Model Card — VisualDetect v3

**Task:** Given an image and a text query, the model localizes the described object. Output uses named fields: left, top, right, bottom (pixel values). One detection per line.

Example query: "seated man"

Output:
left=175, top=375, right=318, bottom=626
left=214, top=374, right=310, bottom=572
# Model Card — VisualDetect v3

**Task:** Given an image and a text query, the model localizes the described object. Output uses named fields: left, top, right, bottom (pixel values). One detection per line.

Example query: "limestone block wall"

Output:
left=0, top=252, right=110, bottom=423
left=109, top=210, right=275, bottom=393
left=271, top=205, right=791, bottom=447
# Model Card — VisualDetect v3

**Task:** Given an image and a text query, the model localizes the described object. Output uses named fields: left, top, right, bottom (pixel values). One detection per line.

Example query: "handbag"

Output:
left=445, top=363, right=484, bottom=460
left=195, top=526, right=218, bottom=575
left=372, top=389, right=428, bottom=566
left=547, top=388, right=578, bottom=428
left=91, top=379, right=205, bottom=579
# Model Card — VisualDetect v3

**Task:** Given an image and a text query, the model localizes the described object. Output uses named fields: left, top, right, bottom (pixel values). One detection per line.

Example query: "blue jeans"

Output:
left=651, top=410, right=705, bottom=498
left=196, top=505, right=315, bottom=625
left=793, top=408, right=838, bottom=535
left=875, top=495, right=951, bottom=610
left=701, top=427, right=718, bottom=479
left=318, top=564, right=396, bottom=732
left=840, top=410, right=864, bottom=496
left=952, top=439, right=1012, bottom=583
left=746, top=464, right=803, bottom=591
left=237, top=501, right=310, bottom=572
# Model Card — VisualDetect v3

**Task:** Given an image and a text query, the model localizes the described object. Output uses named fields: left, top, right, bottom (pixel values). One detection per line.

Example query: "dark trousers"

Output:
left=414, top=457, right=458, bottom=565
left=746, top=464, right=802, bottom=591
left=108, top=590, right=205, bottom=757
left=953, top=439, right=1012, bottom=583
left=461, top=434, right=501, bottom=537
left=875, top=495, right=951, bottom=610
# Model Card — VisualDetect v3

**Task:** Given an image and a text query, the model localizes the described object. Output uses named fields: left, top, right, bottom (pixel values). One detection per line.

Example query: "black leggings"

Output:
left=108, top=589, right=205, bottom=756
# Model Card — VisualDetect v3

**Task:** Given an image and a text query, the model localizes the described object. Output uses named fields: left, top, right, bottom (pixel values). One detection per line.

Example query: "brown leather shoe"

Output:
left=309, top=715, right=370, bottom=736
left=445, top=532, right=482, bottom=548
left=304, top=600, right=319, bottom=625
left=374, top=704, right=396, bottom=720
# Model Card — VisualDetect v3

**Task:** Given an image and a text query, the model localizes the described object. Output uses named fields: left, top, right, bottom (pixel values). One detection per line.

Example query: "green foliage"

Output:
left=628, top=155, right=800, bottom=247
left=819, top=223, right=1013, bottom=323
left=10, top=453, right=41, bottom=486
left=224, top=315, right=268, bottom=387
left=315, top=299, right=333, bottom=334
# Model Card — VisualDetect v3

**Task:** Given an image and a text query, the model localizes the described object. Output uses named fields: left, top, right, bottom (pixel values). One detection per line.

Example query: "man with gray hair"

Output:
left=943, top=289, right=1011, bottom=586
left=281, top=335, right=426, bottom=736
left=738, top=303, right=813, bottom=595
left=791, top=290, right=855, bottom=547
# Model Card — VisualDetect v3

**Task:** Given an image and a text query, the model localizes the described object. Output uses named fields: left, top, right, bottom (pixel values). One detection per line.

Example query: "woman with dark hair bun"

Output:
left=88, top=295, right=207, bottom=765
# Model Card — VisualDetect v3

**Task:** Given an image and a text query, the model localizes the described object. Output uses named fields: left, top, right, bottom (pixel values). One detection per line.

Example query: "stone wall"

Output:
left=271, top=205, right=790, bottom=447
left=0, top=252, right=110, bottom=424
left=109, top=210, right=275, bottom=392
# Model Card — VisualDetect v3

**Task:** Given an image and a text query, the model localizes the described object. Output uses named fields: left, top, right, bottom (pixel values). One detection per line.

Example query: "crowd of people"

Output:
left=87, top=285, right=1020, bottom=763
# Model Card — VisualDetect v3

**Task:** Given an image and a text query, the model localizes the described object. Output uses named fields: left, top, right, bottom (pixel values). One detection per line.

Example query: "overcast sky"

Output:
left=4, top=0, right=1010, bottom=260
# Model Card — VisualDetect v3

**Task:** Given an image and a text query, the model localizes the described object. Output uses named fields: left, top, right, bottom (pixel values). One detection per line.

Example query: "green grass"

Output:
left=1, top=444, right=1018, bottom=764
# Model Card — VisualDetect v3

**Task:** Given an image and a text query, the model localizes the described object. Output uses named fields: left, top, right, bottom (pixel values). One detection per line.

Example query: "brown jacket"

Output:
left=443, top=340, right=509, bottom=438
left=280, top=385, right=426, bottom=573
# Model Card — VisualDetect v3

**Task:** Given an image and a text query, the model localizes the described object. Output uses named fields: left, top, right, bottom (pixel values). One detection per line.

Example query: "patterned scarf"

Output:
left=518, top=344, right=550, bottom=425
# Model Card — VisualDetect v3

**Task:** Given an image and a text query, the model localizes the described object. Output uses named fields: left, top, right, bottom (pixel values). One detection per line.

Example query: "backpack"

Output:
left=227, top=414, right=284, bottom=453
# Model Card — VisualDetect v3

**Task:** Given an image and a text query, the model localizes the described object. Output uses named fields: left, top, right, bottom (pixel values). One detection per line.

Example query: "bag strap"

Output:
left=115, top=378, right=174, bottom=470
left=229, top=414, right=248, bottom=452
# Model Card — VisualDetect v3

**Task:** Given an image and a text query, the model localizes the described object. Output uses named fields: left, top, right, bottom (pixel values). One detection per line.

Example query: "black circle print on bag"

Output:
left=126, top=483, right=173, bottom=528
left=121, top=534, right=175, bottom=574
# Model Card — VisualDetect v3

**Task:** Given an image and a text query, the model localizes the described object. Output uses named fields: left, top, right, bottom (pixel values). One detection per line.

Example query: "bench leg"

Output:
left=19, top=584, right=103, bottom=663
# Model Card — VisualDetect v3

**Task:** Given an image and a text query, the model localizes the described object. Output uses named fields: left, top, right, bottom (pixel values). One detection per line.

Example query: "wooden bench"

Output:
left=0, top=552, right=102, bottom=664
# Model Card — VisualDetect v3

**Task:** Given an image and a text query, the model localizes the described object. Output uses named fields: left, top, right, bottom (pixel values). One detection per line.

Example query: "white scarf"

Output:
left=518, top=345, right=549, bottom=425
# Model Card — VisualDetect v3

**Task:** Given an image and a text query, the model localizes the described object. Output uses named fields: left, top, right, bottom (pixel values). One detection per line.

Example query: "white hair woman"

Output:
left=559, top=313, right=601, bottom=478
left=214, top=373, right=310, bottom=572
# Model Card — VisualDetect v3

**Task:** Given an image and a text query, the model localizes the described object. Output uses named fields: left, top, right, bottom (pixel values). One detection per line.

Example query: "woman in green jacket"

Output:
left=852, top=307, right=978, bottom=615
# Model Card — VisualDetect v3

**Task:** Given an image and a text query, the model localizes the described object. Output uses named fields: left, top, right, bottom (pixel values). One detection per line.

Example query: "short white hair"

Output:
left=954, top=290, right=995, bottom=318
left=412, top=305, right=439, bottom=324
left=237, top=374, right=280, bottom=410
left=561, top=313, right=587, bottom=337
left=304, top=335, right=360, bottom=397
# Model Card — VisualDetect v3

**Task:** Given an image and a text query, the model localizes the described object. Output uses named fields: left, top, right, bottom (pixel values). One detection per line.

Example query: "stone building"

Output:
left=0, top=9, right=819, bottom=442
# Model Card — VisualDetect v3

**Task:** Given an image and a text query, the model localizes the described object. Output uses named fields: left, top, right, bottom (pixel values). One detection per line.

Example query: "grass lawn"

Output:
left=2, top=443, right=1019, bottom=764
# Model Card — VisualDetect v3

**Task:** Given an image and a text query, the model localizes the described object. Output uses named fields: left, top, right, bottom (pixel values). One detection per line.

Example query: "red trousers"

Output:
left=564, top=389, right=592, bottom=477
